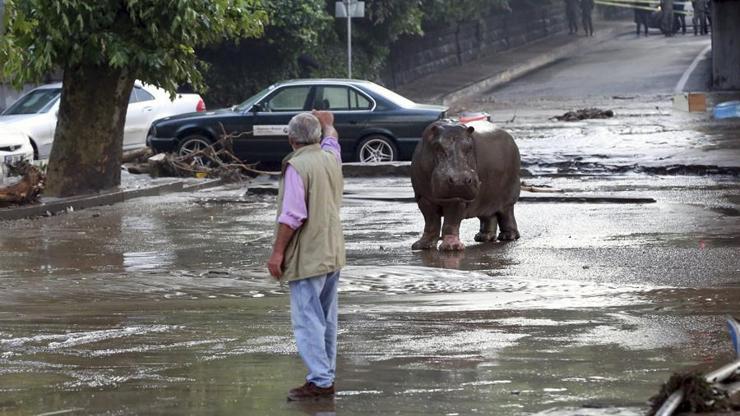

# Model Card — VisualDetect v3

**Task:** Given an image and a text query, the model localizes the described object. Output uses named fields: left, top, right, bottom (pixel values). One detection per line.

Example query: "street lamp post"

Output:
left=346, top=0, right=352, bottom=78
left=336, top=0, right=364, bottom=79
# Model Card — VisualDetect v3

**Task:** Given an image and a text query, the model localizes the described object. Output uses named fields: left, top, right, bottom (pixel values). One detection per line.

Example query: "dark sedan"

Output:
left=147, top=79, right=447, bottom=164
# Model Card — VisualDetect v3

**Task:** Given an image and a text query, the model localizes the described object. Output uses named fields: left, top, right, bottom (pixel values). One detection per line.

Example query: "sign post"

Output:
left=335, top=1, right=365, bottom=79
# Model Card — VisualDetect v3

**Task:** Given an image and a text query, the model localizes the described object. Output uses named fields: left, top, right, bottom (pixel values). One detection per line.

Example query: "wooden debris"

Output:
left=520, top=182, right=563, bottom=193
left=0, top=162, right=45, bottom=207
left=648, top=371, right=733, bottom=416
left=129, top=127, right=279, bottom=181
left=552, top=108, right=615, bottom=122
left=122, top=147, right=154, bottom=164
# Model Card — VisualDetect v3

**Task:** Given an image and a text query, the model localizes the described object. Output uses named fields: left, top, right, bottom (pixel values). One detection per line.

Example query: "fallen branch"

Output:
left=0, top=162, right=45, bottom=206
left=122, top=147, right=154, bottom=164
left=142, top=126, right=280, bottom=181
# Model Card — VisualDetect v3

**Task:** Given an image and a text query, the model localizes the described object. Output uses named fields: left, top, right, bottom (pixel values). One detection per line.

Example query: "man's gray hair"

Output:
left=288, top=113, right=322, bottom=145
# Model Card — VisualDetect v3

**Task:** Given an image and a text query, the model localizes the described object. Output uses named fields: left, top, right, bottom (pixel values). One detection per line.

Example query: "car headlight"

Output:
left=0, top=145, right=22, bottom=152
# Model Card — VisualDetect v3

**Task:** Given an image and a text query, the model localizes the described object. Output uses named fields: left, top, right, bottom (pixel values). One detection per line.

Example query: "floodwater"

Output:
left=1, top=87, right=739, bottom=414
left=0, top=169, right=738, bottom=415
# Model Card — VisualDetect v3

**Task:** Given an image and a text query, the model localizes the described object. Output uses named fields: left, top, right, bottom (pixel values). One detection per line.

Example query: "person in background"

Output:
left=634, top=1, right=651, bottom=36
left=692, top=0, right=708, bottom=35
left=581, top=0, right=595, bottom=36
left=267, top=110, right=345, bottom=402
left=673, top=0, right=686, bottom=34
left=565, top=0, right=579, bottom=34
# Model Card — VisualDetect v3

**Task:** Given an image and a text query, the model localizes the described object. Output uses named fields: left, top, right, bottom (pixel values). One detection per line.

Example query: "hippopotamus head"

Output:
left=423, top=122, right=481, bottom=202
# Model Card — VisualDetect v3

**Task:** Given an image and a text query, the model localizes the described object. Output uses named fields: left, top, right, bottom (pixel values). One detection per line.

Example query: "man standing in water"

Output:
left=267, top=110, right=345, bottom=401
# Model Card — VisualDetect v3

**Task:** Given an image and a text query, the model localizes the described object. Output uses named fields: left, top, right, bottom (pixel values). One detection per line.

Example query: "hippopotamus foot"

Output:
left=498, top=230, right=520, bottom=241
left=412, top=237, right=439, bottom=250
left=474, top=232, right=497, bottom=243
left=439, top=235, right=465, bottom=251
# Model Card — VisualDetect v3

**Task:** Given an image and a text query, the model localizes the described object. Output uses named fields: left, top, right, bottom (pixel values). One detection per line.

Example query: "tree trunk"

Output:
left=45, top=64, right=134, bottom=197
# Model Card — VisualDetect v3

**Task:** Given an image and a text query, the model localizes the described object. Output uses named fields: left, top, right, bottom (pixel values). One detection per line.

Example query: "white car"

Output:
left=0, top=81, right=205, bottom=159
left=0, top=126, right=34, bottom=179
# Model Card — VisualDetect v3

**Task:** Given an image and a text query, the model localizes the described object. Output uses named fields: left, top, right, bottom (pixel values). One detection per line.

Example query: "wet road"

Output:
left=1, top=23, right=739, bottom=416
left=0, top=171, right=738, bottom=415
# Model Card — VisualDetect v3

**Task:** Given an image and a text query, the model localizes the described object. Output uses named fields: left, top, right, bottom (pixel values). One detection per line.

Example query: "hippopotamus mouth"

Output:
left=434, top=196, right=477, bottom=203
left=430, top=178, right=480, bottom=203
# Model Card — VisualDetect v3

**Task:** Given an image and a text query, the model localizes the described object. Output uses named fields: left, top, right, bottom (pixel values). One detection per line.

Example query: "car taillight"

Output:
left=196, top=98, right=206, bottom=112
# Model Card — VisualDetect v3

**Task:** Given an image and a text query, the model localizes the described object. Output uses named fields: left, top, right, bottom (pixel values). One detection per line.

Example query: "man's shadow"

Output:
left=290, top=398, right=336, bottom=416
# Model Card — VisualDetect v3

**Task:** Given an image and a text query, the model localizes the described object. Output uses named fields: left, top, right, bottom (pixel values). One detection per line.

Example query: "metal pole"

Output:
left=346, top=0, right=352, bottom=78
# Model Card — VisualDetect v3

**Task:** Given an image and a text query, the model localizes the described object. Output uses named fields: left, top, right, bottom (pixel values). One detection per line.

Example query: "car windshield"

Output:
left=3, top=88, right=61, bottom=115
left=361, top=82, right=417, bottom=108
left=234, top=86, right=273, bottom=112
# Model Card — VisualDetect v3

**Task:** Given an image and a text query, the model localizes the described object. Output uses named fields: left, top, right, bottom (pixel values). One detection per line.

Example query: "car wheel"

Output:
left=357, top=135, right=397, bottom=163
left=177, top=134, right=217, bottom=167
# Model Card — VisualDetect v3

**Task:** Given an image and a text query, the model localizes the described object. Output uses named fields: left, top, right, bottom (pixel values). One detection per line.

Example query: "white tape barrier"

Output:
left=594, top=0, right=698, bottom=15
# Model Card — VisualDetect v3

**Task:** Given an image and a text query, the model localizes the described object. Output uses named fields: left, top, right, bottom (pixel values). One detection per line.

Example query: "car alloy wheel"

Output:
left=178, top=135, right=217, bottom=168
left=358, top=136, right=396, bottom=163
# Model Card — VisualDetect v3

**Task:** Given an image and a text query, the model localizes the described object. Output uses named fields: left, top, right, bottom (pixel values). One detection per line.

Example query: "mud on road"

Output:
left=0, top=161, right=738, bottom=415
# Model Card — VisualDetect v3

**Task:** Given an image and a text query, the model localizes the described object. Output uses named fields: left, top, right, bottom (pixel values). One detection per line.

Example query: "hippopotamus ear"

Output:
left=424, top=124, right=440, bottom=142
left=466, top=126, right=475, bottom=135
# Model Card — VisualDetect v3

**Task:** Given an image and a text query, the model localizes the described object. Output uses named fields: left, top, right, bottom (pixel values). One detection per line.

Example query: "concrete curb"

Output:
left=247, top=185, right=657, bottom=205
left=342, top=162, right=411, bottom=177
left=440, top=24, right=631, bottom=106
left=0, top=178, right=223, bottom=221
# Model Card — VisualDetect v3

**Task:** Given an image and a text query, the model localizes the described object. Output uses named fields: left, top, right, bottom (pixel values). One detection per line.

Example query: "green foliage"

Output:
left=0, top=0, right=267, bottom=95
left=196, top=0, right=515, bottom=106
left=423, top=0, right=511, bottom=25
left=199, top=0, right=331, bottom=107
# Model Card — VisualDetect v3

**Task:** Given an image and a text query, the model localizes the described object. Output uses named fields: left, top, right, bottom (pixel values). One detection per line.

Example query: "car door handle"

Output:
left=143, top=106, right=153, bottom=112
left=348, top=120, right=358, bottom=125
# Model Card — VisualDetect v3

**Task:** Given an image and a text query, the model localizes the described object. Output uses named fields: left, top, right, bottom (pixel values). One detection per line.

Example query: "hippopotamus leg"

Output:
left=411, top=198, right=442, bottom=250
left=496, top=204, right=520, bottom=241
left=474, top=216, right=498, bottom=242
left=439, top=203, right=466, bottom=251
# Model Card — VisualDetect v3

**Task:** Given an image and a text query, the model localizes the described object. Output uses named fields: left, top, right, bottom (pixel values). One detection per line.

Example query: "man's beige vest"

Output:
left=276, top=143, right=345, bottom=282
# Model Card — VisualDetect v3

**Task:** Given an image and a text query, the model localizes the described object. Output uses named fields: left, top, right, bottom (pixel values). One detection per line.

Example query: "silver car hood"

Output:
left=0, top=125, right=31, bottom=146
left=0, top=113, right=51, bottom=127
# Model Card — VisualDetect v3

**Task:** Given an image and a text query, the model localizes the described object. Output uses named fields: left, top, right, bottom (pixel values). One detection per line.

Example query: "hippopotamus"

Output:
left=410, top=120, right=521, bottom=251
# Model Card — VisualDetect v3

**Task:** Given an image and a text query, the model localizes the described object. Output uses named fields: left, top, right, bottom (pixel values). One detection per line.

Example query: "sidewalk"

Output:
left=397, top=19, right=634, bottom=106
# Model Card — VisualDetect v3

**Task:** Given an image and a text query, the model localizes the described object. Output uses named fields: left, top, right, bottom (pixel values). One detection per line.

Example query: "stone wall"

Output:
left=385, top=4, right=567, bottom=88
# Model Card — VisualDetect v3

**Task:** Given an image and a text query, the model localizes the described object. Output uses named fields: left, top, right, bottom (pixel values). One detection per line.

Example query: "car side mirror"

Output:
left=251, top=103, right=262, bottom=113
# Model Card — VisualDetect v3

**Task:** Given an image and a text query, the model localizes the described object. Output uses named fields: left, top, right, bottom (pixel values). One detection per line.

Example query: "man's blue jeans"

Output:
left=289, top=270, right=339, bottom=388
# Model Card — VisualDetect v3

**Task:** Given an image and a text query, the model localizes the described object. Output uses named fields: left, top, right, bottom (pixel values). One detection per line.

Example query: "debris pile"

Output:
left=648, top=371, right=733, bottom=415
left=648, top=316, right=740, bottom=415
left=552, top=108, right=614, bottom=122
left=0, top=162, right=45, bottom=207
left=124, top=130, right=278, bottom=181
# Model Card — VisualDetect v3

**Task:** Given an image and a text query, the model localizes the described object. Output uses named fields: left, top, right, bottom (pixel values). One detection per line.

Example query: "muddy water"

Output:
left=0, top=174, right=739, bottom=415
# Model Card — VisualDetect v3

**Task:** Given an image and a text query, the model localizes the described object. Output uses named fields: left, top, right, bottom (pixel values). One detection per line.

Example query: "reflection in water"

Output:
left=419, top=250, right=465, bottom=269
left=122, top=214, right=175, bottom=272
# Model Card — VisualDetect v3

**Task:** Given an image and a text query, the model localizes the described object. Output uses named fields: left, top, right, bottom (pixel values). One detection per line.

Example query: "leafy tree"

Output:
left=0, top=0, right=266, bottom=196
left=199, top=0, right=515, bottom=106
left=199, top=0, right=331, bottom=108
